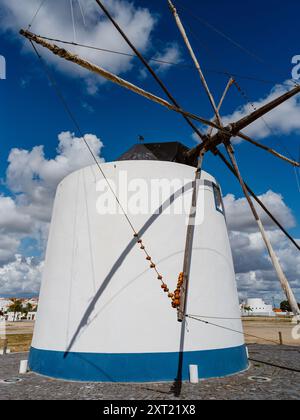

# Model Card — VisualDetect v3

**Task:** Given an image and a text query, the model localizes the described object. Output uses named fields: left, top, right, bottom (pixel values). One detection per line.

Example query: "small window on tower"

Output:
left=213, top=184, right=225, bottom=215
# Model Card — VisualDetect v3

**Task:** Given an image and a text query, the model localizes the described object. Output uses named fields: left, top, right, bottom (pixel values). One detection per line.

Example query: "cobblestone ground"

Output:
left=0, top=345, right=299, bottom=400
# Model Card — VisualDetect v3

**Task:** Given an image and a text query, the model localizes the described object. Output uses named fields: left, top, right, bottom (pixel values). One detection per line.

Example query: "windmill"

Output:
left=20, top=0, right=300, bottom=320
left=19, top=0, right=300, bottom=382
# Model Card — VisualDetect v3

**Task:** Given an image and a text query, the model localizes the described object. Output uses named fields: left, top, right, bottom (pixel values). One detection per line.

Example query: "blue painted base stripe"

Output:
left=29, top=345, right=248, bottom=383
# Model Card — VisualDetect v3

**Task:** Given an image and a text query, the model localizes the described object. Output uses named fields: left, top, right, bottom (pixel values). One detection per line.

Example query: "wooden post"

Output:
left=20, top=29, right=225, bottom=134
left=168, top=0, right=222, bottom=126
left=167, top=0, right=300, bottom=316
left=237, top=132, right=299, bottom=167
left=178, top=149, right=206, bottom=322
left=93, top=0, right=208, bottom=143
left=225, top=142, right=300, bottom=317
left=186, top=86, right=300, bottom=159
left=207, top=78, right=235, bottom=136
left=2, top=339, right=8, bottom=355
left=279, top=332, right=283, bottom=345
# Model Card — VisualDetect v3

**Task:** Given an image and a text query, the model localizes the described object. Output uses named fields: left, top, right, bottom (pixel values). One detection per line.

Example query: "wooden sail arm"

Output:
left=168, top=0, right=222, bottom=126
left=186, top=86, right=300, bottom=158
left=207, top=78, right=235, bottom=136
left=225, top=142, right=300, bottom=317
left=20, top=32, right=300, bottom=253
left=94, top=0, right=207, bottom=143
left=19, top=29, right=227, bottom=134
left=231, top=86, right=300, bottom=134
left=237, top=132, right=300, bottom=167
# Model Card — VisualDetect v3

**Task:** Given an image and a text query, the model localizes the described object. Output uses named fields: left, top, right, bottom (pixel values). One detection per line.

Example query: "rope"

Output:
left=23, top=32, right=300, bottom=255
left=232, top=79, right=300, bottom=195
left=188, top=314, right=243, bottom=320
left=295, top=148, right=300, bottom=193
left=27, top=0, right=48, bottom=30
left=169, top=8, right=300, bottom=191
left=174, top=0, right=299, bottom=89
left=77, top=0, right=86, bottom=26
left=69, top=0, right=77, bottom=43
left=186, top=314, right=281, bottom=346
left=175, top=0, right=265, bottom=65
left=232, top=80, right=297, bottom=162
left=31, top=34, right=298, bottom=88
left=29, top=40, right=174, bottom=305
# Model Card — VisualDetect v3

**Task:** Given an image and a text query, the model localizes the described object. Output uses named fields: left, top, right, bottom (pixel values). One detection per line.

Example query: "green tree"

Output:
left=8, top=299, right=23, bottom=321
left=243, top=306, right=253, bottom=313
left=280, top=300, right=300, bottom=312
left=24, top=303, right=33, bottom=314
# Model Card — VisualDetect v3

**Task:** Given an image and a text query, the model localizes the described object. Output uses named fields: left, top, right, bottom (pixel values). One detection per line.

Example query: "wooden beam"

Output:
left=20, top=29, right=226, bottom=134
left=237, top=132, right=300, bottom=167
left=178, top=149, right=206, bottom=322
left=207, top=78, right=235, bottom=136
left=168, top=0, right=222, bottom=125
left=231, top=86, right=300, bottom=134
left=225, top=142, right=300, bottom=317
left=93, top=0, right=207, bottom=143
left=216, top=150, right=300, bottom=252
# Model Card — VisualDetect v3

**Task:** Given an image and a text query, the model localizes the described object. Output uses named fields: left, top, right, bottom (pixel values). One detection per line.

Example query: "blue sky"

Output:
left=0, top=0, right=300, bottom=301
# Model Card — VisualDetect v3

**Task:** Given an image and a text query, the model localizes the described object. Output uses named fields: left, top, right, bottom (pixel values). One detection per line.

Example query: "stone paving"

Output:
left=0, top=345, right=299, bottom=400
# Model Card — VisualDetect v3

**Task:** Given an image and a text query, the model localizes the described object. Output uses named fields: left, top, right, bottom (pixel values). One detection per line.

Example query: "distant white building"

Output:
left=0, top=299, right=12, bottom=313
left=6, top=312, right=23, bottom=322
left=241, top=298, right=275, bottom=317
left=27, top=312, right=37, bottom=321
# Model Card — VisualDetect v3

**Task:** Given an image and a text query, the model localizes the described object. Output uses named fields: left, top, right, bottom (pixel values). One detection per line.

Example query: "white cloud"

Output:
left=222, top=81, right=300, bottom=142
left=0, top=235, right=21, bottom=266
left=192, top=80, right=300, bottom=143
left=0, top=131, right=104, bottom=294
left=0, top=196, right=31, bottom=234
left=1, top=0, right=157, bottom=93
left=224, top=190, right=295, bottom=233
left=224, top=191, right=300, bottom=303
left=0, top=255, right=43, bottom=296
left=151, top=43, right=182, bottom=75
left=7, top=131, right=104, bottom=223
left=139, top=42, right=182, bottom=79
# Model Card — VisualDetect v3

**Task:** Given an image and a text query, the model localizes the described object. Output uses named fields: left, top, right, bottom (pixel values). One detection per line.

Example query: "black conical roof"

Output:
left=117, top=142, right=192, bottom=165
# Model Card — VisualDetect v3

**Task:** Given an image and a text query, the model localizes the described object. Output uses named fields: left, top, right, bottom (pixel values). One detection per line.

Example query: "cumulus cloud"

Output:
left=0, top=131, right=104, bottom=294
left=0, top=196, right=31, bottom=234
left=224, top=191, right=300, bottom=303
left=139, top=42, right=182, bottom=79
left=0, top=255, right=43, bottom=296
left=192, top=80, right=300, bottom=143
left=222, top=80, right=300, bottom=142
left=224, top=190, right=296, bottom=233
left=7, top=131, right=104, bottom=223
left=151, top=43, right=182, bottom=75
left=1, top=0, right=158, bottom=93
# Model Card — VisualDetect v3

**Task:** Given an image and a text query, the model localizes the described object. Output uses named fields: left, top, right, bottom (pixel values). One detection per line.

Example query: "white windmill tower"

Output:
left=20, top=0, right=300, bottom=383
